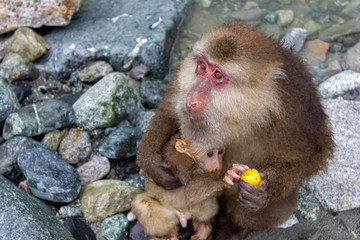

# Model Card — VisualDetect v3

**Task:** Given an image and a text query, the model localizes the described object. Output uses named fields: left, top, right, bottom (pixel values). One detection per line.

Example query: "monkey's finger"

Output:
left=224, top=176, right=234, bottom=186
left=232, top=164, right=250, bottom=172
left=229, top=171, right=240, bottom=180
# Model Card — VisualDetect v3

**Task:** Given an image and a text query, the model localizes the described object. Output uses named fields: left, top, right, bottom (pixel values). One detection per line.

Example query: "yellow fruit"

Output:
left=240, top=169, right=261, bottom=186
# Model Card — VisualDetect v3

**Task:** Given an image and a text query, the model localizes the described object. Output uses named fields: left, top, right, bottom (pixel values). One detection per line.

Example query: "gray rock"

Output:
left=340, top=1, right=360, bottom=18
left=0, top=53, right=38, bottom=81
left=125, top=175, right=146, bottom=190
left=0, top=136, right=28, bottom=174
left=304, top=98, right=360, bottom=211
left=77, top=154, right=111, bottom=186
left=346, top=40, right=360, bottom=72
left=140, top=79, right=167, bottom=108
left=73, top=72, right=139, bottom=131
left=280, top=28, right=307, bottom=53
left=17, top=139, right=81, bottom=203
left=296, top=187, right=321, bottom=221
left=304, top=20, right=323, bottom=36
left=2, top=99, right=75, bottom=140
left=0, top=77, right=20, bottom=124
left=58, top=205, right=82, bottom=218
left=59, top=128, right=92, bottom=164
left=133, top=110, right=155, bottom=135
left=64, top=217, right=96, bottom=240
left=102, top=214, right=129, bottom=240
left=34, top=0, right=192, bottom=80
left=0, top=0, right=82, bottom=34
left=318, top=70, right=360, bottom=98
left=98, top=121, right=141, bottom=159
left=41, top=129, right=67, bottom=152
left=0, top=175, right=75, bottom=240
left=276, top=10, right=294, bottom=27
left=319, top=17, right=360, bottom=42
left=263, top=12, right=277, bottom=24
left=230, top=8, right=268, bottom=21
left=4, top=27, right=49, bottom=62
left=77, top=61, right=113, bottom=83
left=80, top=179, right=143, bottom=222
left=275, top=214, right=298, bottom=229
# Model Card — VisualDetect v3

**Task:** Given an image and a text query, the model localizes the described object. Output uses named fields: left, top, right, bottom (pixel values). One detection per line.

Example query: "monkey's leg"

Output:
left=191, top=219, right=212, bottom=240
left=131, top=193, right=179, bottom=239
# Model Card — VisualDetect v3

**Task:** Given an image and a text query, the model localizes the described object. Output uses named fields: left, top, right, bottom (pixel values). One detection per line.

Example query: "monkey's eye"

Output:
left=214, top=71, right=223, bottom=80
left=200, top=62, right=206, bottom=71
left=218, top=149, right=224, bottom=155
left=207, top=151, right=214, bottom=157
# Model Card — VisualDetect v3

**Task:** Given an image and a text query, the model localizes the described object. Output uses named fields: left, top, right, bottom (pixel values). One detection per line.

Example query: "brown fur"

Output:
left=137, top=22, right=333, bottom=239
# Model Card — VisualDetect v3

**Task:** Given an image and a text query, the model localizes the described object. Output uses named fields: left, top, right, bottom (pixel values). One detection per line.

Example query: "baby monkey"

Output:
left=131, top=134, right=248, bottom=240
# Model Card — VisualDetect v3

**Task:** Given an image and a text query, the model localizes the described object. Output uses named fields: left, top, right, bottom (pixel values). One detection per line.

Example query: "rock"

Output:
left=276, top=10, right=294, bottom=27
left=77, top=154, right=111, bottom=186
left=304, top=99, right=360, bottom=211
left=0, top=53, right=38, bottom=81
left=263, top=12, right=277, bottom=24
left=59, top=128, right=92, bottom=164
left=297, top=187, right=321, bottom=221
left=125, top=175, right=146, bottom=190
left=98, top=121, right=141, bottom=159
left=77, top=61, right=113, bottom=83
left=4, top=27, right=49, bottom=62
left=0, top=76, right=20, bottom=125
left=34, top=0, right=191, bottom=80
left=304, top=20, right=323, bottom=36
left=80, top=179, right=143, bottom=222
left=242, top=1, right=259, bottom=10
left=0, top=0, right=82, bottom=34
left=0, top=136, right=28, bottom=174
left=312, top=60, right=343, bottom=85
left=319, top=17, right=360, bottom=42
left=280, top=28, right=307, bottom=53
left=230, top=8, right=268, bottom=21
left=10, top=82, right=32, bottom=104
left=3, top=99, right=75, bottom=140
left=129, top=64, right=150, bottom=81
left=64, top=217, right=96, bottom=240
left=275, top=214, right=298, bottom=229
left=346, top=41, right=360, bottom=72
left=301, top=39, right=330, bottom=65
left=73, top=72, right=139, bottom=131
left=0, top=175, right=75, bottom=240
left=260, top=24, right=282, bottom=40
left=17, top=139, right=81, bottom=203
left=58, top=206, right=82, bottom=219
left=194, top=0, right=212, bottom=8
left=102, top=214, right=129, bottom=240
left=340, top=1, right=360, bottom=18
left=129, top=221, right=149, bottom=240
left=140, top=79, right=167, bottom=108
left=133, top=110, right=155, bottom=135
left=41, top=129, right=67, bottom=152
left=318, top=71, right=360, bottom=98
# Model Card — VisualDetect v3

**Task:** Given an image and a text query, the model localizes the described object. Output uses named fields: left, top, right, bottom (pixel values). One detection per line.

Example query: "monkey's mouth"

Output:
left=189, top=114, right=204, bottom=125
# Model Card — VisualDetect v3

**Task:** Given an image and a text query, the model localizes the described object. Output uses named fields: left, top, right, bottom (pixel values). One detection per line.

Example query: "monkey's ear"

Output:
left=175, top=139, right=188, bottom=153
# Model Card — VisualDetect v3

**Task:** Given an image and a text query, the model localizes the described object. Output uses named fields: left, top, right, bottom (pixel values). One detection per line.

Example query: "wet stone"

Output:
left=346, top=40, right=360, bottom=72
left=4, top=27, right=48, bottom=62
left=0, top=136, right=28, bottom=175
left=125, top=175, right=146, bottom=190
left=17, top=139, right=81, bottom=203
left=98, top=121, right=141, bottom=159
left=2, top=99, right=75, bottom=140
left=63, top=217, right=96, bottom=240
left=41, top=129, right=67, bottom=152
left=280, top=28, right=307, bottom=53
left=304, top=20, right=323, bottom=36
left=263, top=12, right=277, bottom=24
left=77, top=61, right=113, bottom=83
left=301, top=39, right=330, bottom=65
left=80, top=179, right=143, bottom=222
left=0, top=175, right=75, bottom=240
left=0, top=53, right=38, bottom=81
left=0, top=76, right=20, bottom=124
left=77, top=154, right=111, bottom=186
left=140, top=79, right=167, bottom=108
left=133, top=110, right=155, bottom=135
left=102, top=214, right=129, bottom=240
left=58, top=205, right=82, bottom=219
left=297, top=187, right=321, bottom=221
left=73, top=72, right=139, bottom=131
left=319, top=16, right=360, bottom=42
left=276, top=9, right=294, bottom=27
left=318, top=70, right=360, bottom=98
left=10, top=82, right=32, bottom=104
left=59, top=128, right=92, bottom=164
left=229, top=8, right=268, bottom=21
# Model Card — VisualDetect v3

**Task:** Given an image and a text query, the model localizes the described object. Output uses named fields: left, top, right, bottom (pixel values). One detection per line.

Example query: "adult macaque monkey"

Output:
left=132, top=133, right=247, bottom=240
left=137, top=22, right=333, bottom=239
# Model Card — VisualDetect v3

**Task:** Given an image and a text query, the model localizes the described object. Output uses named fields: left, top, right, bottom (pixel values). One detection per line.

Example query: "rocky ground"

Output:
left=0, top=0, right=359, bottom=240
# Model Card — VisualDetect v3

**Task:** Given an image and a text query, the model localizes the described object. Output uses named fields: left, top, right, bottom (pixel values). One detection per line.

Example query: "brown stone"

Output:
left=301, top=39, right=330, bottom=65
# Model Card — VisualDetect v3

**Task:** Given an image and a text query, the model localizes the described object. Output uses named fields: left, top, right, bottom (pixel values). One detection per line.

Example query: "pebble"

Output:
left=346, top=40, right=360, bottom=72
left=304, top=20, right=323, bottom=36
left=129, top=64, right=150, bottom=81
left=140, top=78, right=167, bottom=108
left=319, top=16, right=360, bottom=41
left=73, top=72, right=139, bottom=131
left=263, top=12, right=277, bottom=24
left=0, top=136, right=28, bottom=174
left=0, top=76, right=20, bottom=124
left=297, top=187, right=321, bottom=221
left=77, top=61, right=113, bottom=83
left=0, top=175, right=75, bottom=240
left=280, top=27, right=307, bottom=53
left=230, top=8, right=268, bottom=21
left=101, top=214, right=129, bottom=240
left=63, top=217, right=96, bottom=240
left=301, top=39, right=330, bottom=65
left=4, top=27, right=49, bottom=62
left=98, top=121, right=141, bottom=159
left=133, top=110, right=155, bottom=135
left=58, top=205, right=82, bottom=218
left=41, top=129, right=67, bottom=152
left=9, top=82, right=32, bottom=104
left=77, top=154, right=111, bottom=186
left=275, top=214, right=299, bottom=228
left=0, top=53, right=38, bottom=81
left=59, top=128, right=92, bottom=164
left=80, top=179, right=142, bottom=222
left=276, top=9, right=294, bottom=27
left=318, top=70, right=360, bottom=98
left=125, top=175, right=146, bottom=190
left=2, top=99, right=75, bottom=140
left=17, top=138, right=81, bottom=203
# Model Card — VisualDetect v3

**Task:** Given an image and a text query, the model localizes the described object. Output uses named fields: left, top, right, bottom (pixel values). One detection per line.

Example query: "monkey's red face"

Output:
left=185, top=57, right=229, bottom=125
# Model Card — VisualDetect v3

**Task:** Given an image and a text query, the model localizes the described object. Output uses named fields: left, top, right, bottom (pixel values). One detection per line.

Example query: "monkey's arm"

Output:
left=137, top=86, right=181, bottom=189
